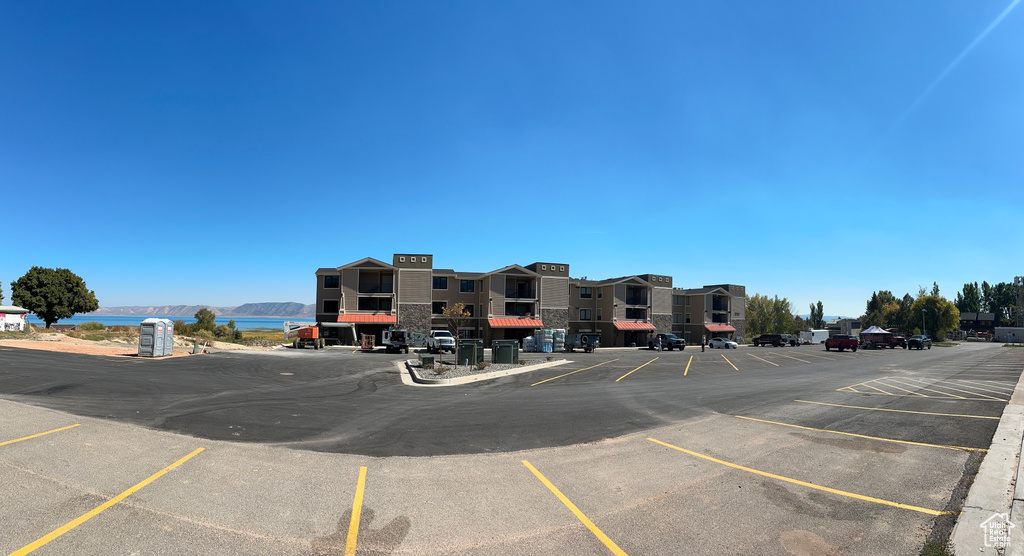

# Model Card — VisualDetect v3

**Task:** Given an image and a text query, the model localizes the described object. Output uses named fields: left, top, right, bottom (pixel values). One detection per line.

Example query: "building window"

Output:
left=459, top=329, right=475, bottom=339
left=626, top=307, right=646, bottom=320
left=685, top=296, right=691, bottom=306
left=580, top=309, right=592, bottom=321
left=399, top=256, right=406, bottom=263
left=597, top=287, right=602, bottom=299
left=596, top=308, right=602, bottom=321
left=358, top=297, right=392, bottom=311
left=460, top=280, right=475, bottom=293
left=324, top=275, right=339, bottom=288
left=580, top=287, right=592, bottom=299
left=433, top=276, right=448, bottom=290
left=323, top=300, right=339, bottom=313
left=685, top=313, right=691, bottom=324
left=560, top=266, right=565, bottom=271
left=432, top=301, right=447, bottom=314
left=673, top=313, right=683, bottom=324
left=541, top=265, right=547, bottom=271
left=673, top=295, right=682, bottom=306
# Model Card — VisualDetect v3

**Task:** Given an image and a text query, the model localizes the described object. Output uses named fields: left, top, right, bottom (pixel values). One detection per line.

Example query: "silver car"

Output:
left=708, top=337, right=738, bottom=349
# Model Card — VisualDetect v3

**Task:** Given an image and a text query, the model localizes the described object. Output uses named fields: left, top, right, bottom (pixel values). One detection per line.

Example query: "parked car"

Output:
left=427, top=330, right=456, bottom=353
left=708, top=337, right=738, bottom=349
left=908, top=335, right=932, bottom=350
left=825, top=334, right=858, bottom=352
left=753, top=334, right=787, bottom=347
left=780, top=334, right=800, bottom=346
left=648, top=333, right=686, bottom=350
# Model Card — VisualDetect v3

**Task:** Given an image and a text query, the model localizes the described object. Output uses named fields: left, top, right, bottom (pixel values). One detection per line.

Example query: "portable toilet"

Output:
left=161, top=318, right=174, bottom=356
left=138, top=318, right=162, bottom=357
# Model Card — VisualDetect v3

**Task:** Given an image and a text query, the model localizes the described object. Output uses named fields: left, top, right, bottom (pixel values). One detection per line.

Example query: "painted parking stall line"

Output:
left=733, top=415, right=987, bottom=452
left=0, top=424, right=80, bottom=447
left=345, top=466, right=368, bottom=556
left=721, top=354, right=738, bottom=370
left=794, top=400, right=1001, bottom=419
left=772, top=352, right=814, bottom=364
left=10, top=447, right=204, bottom=556
left=746, top=353, right=779, bottom=367
left=615, top=358, right=658, bottom=382
left=522, top=460, right=628, bottom=556
left=531, top=359, right=619, bottom=387
left=647, top=438, right=950, bottom=516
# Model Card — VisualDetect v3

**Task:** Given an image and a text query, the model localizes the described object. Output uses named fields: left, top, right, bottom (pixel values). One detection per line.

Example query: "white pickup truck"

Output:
left=428, top=330, right=456, bottom=353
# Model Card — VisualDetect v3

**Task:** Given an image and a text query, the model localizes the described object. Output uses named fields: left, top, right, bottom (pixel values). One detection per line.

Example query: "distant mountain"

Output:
left=89, top=302, right=315, bottom=318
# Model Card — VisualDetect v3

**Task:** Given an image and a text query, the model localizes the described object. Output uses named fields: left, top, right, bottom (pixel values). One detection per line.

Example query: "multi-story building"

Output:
left=315, top=254, right=745, bottom=347
left=671, top=285, right=747, bottom=344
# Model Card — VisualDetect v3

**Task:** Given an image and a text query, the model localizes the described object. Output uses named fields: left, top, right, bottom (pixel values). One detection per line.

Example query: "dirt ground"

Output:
left=0, top=331, right=281, bottom=358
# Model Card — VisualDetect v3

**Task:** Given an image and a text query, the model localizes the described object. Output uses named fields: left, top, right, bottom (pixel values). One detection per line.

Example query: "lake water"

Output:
left=26, top=314, right=315, bottom=331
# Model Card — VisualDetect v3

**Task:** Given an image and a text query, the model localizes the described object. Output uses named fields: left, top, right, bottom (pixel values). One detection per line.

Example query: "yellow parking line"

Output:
left=886, top=378, right=966, bottom=399
left=896, top=379, right=1006, bottom=400
left=0, top=424, right=80, bottom=447
left=794, top=400, right=1000, bottom=419
left=734, top=415, right=986, bottom=452
left=796, top=352, right=835, bottom=360
left=721, top=354, right=738, bottom=370
left=522, top=460, right=628, bottom=556
left=616, top=358, right=658, bottom=382
left=773, top=352, right=813, bottom=364
left=345, top=466, right=367, bottom=556
left=532, top=359, right=619, bottom=386
left=953, top=380, right=1015, bottom=395
left=10, top=448, right=204, bottom=556
left=746, top=353, right=779, bottom=367
left=684, top=355, right=692, bottom=376
left=647, top=438, right=949, bottom=516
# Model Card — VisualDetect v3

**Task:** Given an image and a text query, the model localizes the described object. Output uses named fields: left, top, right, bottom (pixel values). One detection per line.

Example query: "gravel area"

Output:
left=410, top=357, right=558, bottom=380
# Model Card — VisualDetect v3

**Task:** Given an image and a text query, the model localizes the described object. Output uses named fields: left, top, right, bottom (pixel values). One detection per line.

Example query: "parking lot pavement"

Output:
left=2, top=343, right=1023, bottom=554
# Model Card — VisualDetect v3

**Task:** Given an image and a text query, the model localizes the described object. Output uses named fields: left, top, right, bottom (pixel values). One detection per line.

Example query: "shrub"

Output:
left=82, top=334, right=106, bottom=342
left=78, top=321, right=106, bottom=331
left=475, top=362, right=490, bottom=371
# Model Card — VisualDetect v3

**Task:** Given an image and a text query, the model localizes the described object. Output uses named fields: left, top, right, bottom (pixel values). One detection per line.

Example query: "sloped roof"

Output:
left=861, top=326, right=891, bottom=334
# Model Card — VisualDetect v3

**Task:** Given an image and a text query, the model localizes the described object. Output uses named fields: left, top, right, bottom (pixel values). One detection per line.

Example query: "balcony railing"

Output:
left=625, top=296, right=648, bottom=306
left=712, top=301, right=729, bottom=312
left=505, top=289, right=535, bottom=299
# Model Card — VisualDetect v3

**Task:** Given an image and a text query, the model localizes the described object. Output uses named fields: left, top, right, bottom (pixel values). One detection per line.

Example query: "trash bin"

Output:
left=457, top=338, right=484, bottom=365
left=491, top=340, right=519, bottom=364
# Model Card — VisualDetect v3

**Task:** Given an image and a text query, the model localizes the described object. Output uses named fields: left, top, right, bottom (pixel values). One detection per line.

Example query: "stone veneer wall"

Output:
left=542, top=308, right=569, bottom=331
left=653, top=314, right=673, bottom=335
left=399, top=303, right=431, bottom=335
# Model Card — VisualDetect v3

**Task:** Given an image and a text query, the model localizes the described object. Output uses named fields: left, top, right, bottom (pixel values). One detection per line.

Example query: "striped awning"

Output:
left=705, top=324, right=735, bottom=332
left=337, top=314, right=397, bottom=324
left=489, top=318, right=543, bottom=328
left=614, top=322, right=656, bottom=331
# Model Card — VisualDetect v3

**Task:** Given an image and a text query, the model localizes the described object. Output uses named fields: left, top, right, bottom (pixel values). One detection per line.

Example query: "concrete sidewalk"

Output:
left=951, top=368, right=1024, bottom=555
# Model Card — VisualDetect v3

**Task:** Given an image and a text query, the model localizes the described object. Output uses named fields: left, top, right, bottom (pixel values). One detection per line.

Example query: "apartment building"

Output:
left=671, top=284, right=747, bottom=344
left=315, top=254, right=745, bottom=347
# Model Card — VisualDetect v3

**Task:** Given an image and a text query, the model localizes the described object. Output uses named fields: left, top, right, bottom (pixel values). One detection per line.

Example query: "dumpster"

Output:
left=491, top=340, right=520, bottom=364
left=457, top=338, right=484, bottom=365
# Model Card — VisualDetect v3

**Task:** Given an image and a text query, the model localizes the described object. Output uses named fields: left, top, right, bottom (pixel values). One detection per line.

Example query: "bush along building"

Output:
left=315, top=254, right=745, bottom=347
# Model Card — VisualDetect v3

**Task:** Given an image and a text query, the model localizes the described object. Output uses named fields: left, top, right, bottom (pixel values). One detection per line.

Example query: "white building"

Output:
left=0, top=306, right=30, bottom=331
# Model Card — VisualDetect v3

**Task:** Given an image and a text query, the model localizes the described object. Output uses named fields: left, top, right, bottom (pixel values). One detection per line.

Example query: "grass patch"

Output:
left=0, top=329, right=31, bottom=340
left=919, top=539, right=953, bottom=556
left=1004, top=343, right=1024, bottom=347
left=67, top=325, right=137, bottom=343
left=934, top=342, right=958, bottom=347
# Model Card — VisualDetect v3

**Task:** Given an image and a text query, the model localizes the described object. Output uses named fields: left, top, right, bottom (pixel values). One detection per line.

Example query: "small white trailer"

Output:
left=799, top=329, right=830, bottom=345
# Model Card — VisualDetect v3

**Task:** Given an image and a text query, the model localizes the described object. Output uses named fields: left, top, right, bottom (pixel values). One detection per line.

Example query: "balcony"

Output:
left=505, top=278, right=536, bottom=299
left=712, top=301, right=729, bottom=312
left=505, top=302, right=535, bottom=317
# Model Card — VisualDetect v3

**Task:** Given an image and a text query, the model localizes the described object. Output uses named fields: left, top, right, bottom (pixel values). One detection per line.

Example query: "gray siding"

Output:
left=541, top=276, right=569, bottom=309
left=398, top=268, right=431, bottom=304
left=342, top=270, right=359, bottom=311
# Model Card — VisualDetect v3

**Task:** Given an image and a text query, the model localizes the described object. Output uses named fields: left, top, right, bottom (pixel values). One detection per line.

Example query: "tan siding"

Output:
left=399, top=269, right=431, bottom=304
left=342, top=269, right=359, bottom=311
left=614, top=284, right=627, bottom=319
left=652, top=287, right=672, bottom=315
left=490, top=275, right=506, bottom=316
left=541, top=276, right=569, bottom=309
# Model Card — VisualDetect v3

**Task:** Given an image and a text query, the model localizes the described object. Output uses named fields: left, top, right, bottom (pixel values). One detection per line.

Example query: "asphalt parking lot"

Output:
left=1, top=342, right=1022, bottom=555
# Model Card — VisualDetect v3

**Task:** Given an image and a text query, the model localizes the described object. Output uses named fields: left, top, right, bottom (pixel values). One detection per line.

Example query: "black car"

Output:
left=753, top=334, right=787, bottom=347
left=648, top=333, right=686, bottom=350
left=908, top=335, right=932, bottom=350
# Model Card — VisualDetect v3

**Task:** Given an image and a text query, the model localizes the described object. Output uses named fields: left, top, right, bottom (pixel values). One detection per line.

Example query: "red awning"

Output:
left=705, top=324, right=735, bottom=332
left=614, top=321, right=656, bottom=331
left=337, top=314, right=397, bottom=324
left=489, top=318, right=544, bottom=328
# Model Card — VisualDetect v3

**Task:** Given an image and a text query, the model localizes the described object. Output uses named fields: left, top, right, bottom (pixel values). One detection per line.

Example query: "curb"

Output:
left=951, top=368, right=1024, bottom=555
left=396, top=359, right=570, bottom=387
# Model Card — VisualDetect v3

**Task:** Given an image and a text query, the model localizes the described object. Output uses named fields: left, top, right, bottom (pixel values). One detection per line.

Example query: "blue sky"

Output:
left=2, top=1, right=1021, bottom=318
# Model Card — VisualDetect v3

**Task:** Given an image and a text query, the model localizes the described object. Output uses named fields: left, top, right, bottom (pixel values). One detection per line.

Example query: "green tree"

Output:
left=955, top=282, right=981, bottom=313
left=983, top=281, right=1017, bottom=325
left=809, top=301, right=825, bottom=329
left=931, top=282, right=940, bottom=297
left=910, top=295, right=959, bottom=340
left=862, top=291, right=898, bottom=328
left=194, top=308, right=217, bottom=331
left=746, top=293, right=795, bottom=337
left=10, top=267, right=99, bottom=328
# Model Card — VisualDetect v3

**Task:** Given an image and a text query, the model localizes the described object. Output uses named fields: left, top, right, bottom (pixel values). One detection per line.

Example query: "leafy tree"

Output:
left=194, top=308, right=217, bottom=331
left=746, top=294, right=796, bottom=337
left=10, top=267, right=99, bottom=328
left=0, top=274, right=4, bottom=303
left=982, top=281, right=1017, bottom=325
left=809, top=301, right=825, bottom=329
left=442, top=302, right=471, bottom=339
left=931, top=282, right=940, bottom=297
left=862, top=291, right=898, bottom=328
left=910, top=295, right=959, bottom=340
left=955, top=282, right=981, bottom=313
